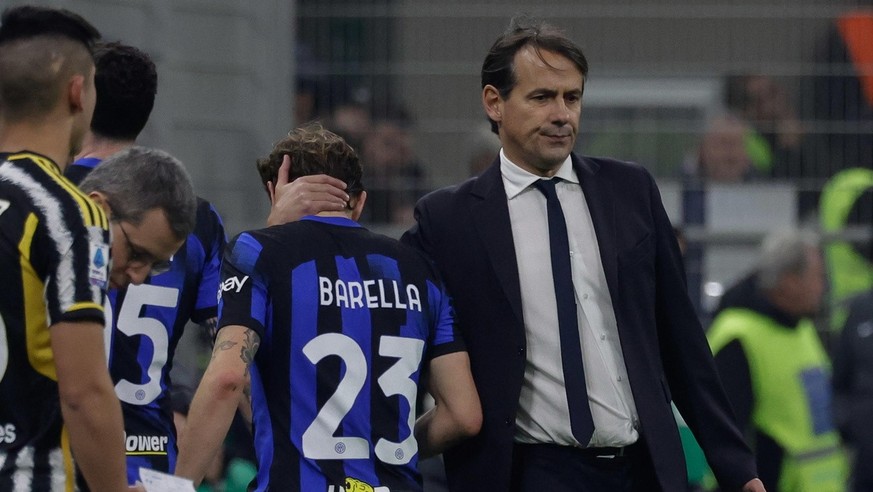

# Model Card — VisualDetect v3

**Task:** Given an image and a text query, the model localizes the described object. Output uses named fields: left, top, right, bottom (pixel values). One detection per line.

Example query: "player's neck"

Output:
left=315, top=211, right=355, bottom=219
left=0, top=119, right=74, bottom=171
left=76, top=133, right=135, bottom=161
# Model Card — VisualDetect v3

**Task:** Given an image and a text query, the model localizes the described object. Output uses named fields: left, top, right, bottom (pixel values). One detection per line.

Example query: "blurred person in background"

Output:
left=708, top=229, right=848, bottom=492
left=326, top=101, right=373, bottom=152
left=466, top=121, right=502, bottom=177
left=833, top=286, right=873, bottom=491
left=680, top=112, right=758, bottom=321
left=724, top=74, right=830, bottom=219
left=361, top=113, right=429, bottom=227
left=682, top=113, right=757, bottom=184
left=724, top=74, right=826, bottom=181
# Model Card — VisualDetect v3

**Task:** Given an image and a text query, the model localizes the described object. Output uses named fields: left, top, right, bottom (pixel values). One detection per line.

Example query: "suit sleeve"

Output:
left=645, top=171, right=758, bottom=489
left=401, top=195, right=436, bottom=260
left=712, top=340, right=753, bottom=431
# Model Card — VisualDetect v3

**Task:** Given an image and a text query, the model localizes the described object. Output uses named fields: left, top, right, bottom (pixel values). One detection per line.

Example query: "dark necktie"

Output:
left=533, top=178, right=595, bottom=445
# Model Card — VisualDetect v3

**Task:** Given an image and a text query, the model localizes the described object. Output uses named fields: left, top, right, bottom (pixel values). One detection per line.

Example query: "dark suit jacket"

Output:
left=402, top=154, right=757, bottom=491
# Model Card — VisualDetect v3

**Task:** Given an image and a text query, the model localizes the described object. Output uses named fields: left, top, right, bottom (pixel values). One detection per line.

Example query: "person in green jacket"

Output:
left=708, top=229, right=848, bottom=492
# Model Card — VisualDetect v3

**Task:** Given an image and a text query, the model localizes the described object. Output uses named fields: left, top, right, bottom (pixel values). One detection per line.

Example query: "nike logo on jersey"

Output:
left=319, top=277, right=422, bottom=312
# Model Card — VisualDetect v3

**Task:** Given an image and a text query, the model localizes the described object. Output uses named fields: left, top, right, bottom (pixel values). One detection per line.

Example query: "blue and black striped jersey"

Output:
left=0, top=152, right=111, bottom=490
left=105, top=198, right=225, bottom=481
left=218, top=216, right=464, bottom=492
left=67, top=161, right=227, bottom=483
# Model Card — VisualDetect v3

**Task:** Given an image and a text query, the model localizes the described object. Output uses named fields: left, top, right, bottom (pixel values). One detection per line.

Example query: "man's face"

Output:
left=109, top=207, right=183, bottom=289
left=785, top=248, right=826, bottom=318
left=699, top=118, right=751, bottom=182
left=743, top=75, right=791, bottom=123
left=487, top=46, right=583, bottom=176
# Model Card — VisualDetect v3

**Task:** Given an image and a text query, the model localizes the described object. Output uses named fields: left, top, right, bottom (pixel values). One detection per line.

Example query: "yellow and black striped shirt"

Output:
left=0, top=152, right=110, bottom=491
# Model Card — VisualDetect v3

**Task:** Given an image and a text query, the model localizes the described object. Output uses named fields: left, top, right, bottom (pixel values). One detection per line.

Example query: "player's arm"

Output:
left=175, top=324, right=259, bottom=486
left=199, top=315, right=254, bottom=429
left=414, top=351, right=482, bottom=459
left=266, top=154, right=349, bottom=226
left=51, top=320, right=131, bottom=492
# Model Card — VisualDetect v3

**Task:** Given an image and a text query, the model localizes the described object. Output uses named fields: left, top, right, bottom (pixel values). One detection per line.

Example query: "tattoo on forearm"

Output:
left=240, top=329, right=260, bottom=376
left=212, top=339, right=237, bottom=360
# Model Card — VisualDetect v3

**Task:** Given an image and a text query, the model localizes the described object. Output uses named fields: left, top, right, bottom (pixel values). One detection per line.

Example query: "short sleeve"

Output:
left=426, top=279, right=465, bottom=359
left=217, top=232, right=269, bottom=340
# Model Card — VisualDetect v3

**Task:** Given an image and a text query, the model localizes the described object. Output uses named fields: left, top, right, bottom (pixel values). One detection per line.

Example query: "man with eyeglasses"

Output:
left=75, top=145, right=198, bottom=487
left=77, top=146, right=196, bottom=291
left=62, top=40, right=232, bottom=489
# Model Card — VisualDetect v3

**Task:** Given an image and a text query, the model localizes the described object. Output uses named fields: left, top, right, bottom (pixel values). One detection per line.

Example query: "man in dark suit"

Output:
left=402, top=17, right=766, bottom=492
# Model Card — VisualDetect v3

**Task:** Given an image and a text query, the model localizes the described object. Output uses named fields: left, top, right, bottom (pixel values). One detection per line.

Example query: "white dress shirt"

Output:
left=501, top=150, right=640, bottom=448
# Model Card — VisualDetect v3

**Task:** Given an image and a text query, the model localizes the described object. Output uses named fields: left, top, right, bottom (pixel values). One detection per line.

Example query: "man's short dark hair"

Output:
left=0, top=6, right=100, bottom=121
left=256, top=123, right=364, bottom=199
left=481, top=16, right=588, bottom=134
left=91, top=41, right=158, bottom=140
left=0, top=5, right=99, bottom=49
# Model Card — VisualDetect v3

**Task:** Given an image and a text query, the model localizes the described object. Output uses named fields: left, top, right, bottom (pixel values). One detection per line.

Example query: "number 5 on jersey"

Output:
left=103, top=284, right=179, bottom=405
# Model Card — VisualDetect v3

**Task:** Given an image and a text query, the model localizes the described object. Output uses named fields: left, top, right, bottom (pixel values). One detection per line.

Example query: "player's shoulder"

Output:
left=2, top=152, right=108, bottom=232
left=190, top=196, right=227, bottom=242
left=195, top=196, right=223, bottom=221
left=363, top=228, right=445, bottom=278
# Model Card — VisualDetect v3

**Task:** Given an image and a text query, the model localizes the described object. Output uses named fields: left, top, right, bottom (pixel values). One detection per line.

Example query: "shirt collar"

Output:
left=499, top=149, right=577, bottom=199
left=70, top=157, right=102, bottom=170
left=300, top=215, right=362, bottom=228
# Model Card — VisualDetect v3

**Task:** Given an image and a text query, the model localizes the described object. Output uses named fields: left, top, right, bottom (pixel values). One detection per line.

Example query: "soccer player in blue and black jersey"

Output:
left=176, top=124, right=482, bottom=492
left=64, top=41, right=231, bottom=486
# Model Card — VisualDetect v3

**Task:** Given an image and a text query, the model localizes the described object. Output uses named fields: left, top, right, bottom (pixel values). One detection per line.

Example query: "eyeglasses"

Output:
left=117, top=222, right=172, bottom=276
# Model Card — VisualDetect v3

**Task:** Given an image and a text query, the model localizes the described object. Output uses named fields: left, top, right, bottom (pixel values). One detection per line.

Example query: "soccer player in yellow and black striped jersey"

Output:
left=0, top=6, right=137, bottom=492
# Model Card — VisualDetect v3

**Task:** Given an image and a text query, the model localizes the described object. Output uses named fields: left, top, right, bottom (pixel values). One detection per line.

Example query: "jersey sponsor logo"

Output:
left=218, top=275, right=249, bottom=302
left=0, top=423, right=16, bottom=444
left=319, top=277, right=422, bottom=312
left=221, top=275, right=249, bottom=294
left=326, top=477, right=390, bottom=492
left=124, top=433, right=170, bottom=455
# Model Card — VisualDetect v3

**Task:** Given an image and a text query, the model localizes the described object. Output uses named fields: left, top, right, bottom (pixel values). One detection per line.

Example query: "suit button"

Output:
left=504, top=418, right=513, bottom=427
left=517, top=346, right=525, bottom=355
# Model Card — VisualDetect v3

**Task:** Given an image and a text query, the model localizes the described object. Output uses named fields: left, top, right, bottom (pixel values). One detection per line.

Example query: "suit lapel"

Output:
left=471, top=162, right=525, bottom=326
left=575, top=155, right=620, bottom=308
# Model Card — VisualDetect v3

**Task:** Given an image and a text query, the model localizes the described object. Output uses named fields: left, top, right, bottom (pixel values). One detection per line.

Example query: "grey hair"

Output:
left=79, top=146, right=196, bottom=239
left=756, top=228, right=821, bottom=291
